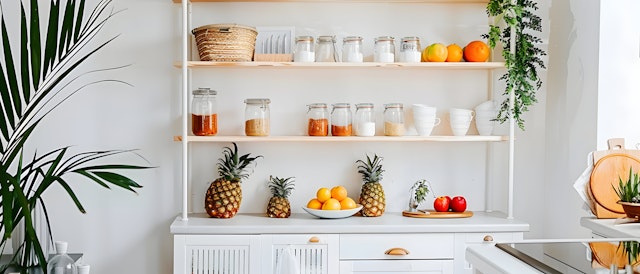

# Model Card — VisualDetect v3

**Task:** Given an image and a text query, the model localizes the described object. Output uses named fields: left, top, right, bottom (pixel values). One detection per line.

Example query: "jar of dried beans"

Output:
left=307, top=103, right=329, bottom=136
left=384, top=103, right=405, bottom=136
left=244, top=98, right=270, bottom=136
left=331, top=103, right=352, bottom=136
left=191, top=88, right=217, bottom=136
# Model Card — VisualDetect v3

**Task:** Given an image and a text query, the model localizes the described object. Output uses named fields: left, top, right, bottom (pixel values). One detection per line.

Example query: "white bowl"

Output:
left=302, top=205, right=363, bottom=219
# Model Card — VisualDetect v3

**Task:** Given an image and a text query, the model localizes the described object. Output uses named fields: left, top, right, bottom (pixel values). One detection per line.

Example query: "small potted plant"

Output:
left=408, top=179, right=432, bottom=212
left=613, top=168, right=640, bottom=219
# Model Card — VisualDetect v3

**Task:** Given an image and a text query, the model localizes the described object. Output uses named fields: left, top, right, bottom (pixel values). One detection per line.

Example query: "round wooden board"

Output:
left=402, top=210, right=473, bottom=218
left=590, top=153, right=640, bottom=214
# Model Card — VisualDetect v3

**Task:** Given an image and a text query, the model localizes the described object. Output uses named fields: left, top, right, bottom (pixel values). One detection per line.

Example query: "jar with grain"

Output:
left=374, top=36, right=395, bottom=63
left=384, top=103, right=405, bottom=136
left=307, top=103, right=329, bottom=136
left=191, top=88, right=217, bottom=136
left=244, top=98, right=270, bottom=136
left=354, top=103, right=375, bottom=137
left=331, top=103, right=352, bottom=136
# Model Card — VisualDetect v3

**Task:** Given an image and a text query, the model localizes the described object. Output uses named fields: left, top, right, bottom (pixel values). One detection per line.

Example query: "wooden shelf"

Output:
left=175, top=61, right=505, bottom=70
left=174, top=135, right=508, bottom=142
left=174, top=0, right=488, bottom=3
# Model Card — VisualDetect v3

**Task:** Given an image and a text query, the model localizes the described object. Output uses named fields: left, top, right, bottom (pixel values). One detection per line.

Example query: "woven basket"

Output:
left=192, top=24, right=257, bottom=62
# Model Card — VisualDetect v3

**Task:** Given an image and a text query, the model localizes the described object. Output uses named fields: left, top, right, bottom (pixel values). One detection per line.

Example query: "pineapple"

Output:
left=205, top=143, right=262, bottom=218
left=356, top=154, right=386, bottom=217
left=266, top=176, right=295, bottom=218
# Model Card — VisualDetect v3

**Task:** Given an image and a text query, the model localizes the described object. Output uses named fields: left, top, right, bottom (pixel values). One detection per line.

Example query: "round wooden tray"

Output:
left=402, top=210, right=473, bottom=218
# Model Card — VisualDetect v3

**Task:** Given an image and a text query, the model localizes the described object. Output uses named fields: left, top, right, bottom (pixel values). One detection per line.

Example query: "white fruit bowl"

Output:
left=302, top=205, right=363, bottom=219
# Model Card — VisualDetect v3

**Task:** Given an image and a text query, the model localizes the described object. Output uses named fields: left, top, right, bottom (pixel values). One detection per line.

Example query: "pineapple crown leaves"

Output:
left=267, top=176, right=295, bottom=198
left=613, top=167, right=640, bottom=203
left=217, top=143, right=262, bottom=182
left=356, top=154, right=384, bottom=184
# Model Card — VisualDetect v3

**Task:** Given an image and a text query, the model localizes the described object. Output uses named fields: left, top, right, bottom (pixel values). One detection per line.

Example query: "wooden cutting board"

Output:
left=589, top=139, right=640, bottom=218
left=402, top=210, right=473, bottom=218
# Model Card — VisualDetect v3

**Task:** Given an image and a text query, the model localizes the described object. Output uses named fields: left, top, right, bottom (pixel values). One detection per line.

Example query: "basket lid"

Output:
left=192, top=23, right=257, bottom=35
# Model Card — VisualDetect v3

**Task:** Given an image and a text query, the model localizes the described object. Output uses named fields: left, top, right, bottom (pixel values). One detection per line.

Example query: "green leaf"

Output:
left=19, top=2, right=28, bottom=116
left=29, top=0, right=41, bottom=90
left=1, top=5, right=18, bottom=129
left=43, top=0, right=61, bottom=77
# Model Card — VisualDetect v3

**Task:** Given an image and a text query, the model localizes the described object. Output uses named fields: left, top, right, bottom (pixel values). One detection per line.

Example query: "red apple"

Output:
left=450, top=196, right=467, bottom=212
left=433, top=196, right=451, bottom=212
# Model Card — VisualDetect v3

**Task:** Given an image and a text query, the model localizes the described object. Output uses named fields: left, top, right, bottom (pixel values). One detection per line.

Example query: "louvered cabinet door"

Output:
left=261, top=234, right=340, bottom=274
left=174, top=235, right=261, bottom=274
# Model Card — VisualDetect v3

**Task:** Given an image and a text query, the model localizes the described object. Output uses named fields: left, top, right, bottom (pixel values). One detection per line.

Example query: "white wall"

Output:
left=5, top=0, right=553, bottom=273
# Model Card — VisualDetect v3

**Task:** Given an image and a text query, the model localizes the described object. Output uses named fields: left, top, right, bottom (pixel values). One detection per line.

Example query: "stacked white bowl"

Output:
left=474, top=100, right=498, bottom=136
left=449, top=108, right=474, bottom=136
left=412, top=104, right=441, bottom=136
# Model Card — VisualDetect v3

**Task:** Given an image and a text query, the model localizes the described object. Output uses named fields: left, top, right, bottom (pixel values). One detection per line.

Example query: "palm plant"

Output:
left=0, top=0, right=150, bottom=271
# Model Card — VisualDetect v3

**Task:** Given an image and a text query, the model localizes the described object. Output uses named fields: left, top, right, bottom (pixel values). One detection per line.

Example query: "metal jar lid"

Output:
left=384, top=103, right=404, bottom=109
left=193, top=88, right=217, bottom=95
left=244, top=98, right=271, bottom=104
left=317, top=35, right=336, bottom=43
left=356, top=103, right=374, bottom=109
left=375, top=36, right=395, bottom=42
left=332, top=103, right=351, bottom=109
left=296, top=36, right=314, bottom=42
left=343, top=36, right=363, bottom=43
left=308, top=103, right=328, bottom=109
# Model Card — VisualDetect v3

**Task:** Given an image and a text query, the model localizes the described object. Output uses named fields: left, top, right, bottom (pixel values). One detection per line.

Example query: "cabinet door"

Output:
left=455, top=232, right=523, bottom=274
left=261, top=234, right=339, bottom=274
left=339, top=260, right=454, bottom=274
left=174, top=235, right=261, bottom=274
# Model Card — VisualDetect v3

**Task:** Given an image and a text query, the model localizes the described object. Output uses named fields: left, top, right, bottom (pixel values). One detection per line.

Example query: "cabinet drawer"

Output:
left=340, top=259, right=454, bottom=274
left=262, top=234, right=339, bottom=274
left=340, top=234, right=454, bottom=260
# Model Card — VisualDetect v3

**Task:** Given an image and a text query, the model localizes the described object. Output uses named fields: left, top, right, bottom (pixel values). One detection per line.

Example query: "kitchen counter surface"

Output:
left=170, top=211, right=529, bottom=234
left=581, top=217, right=640, bottom=238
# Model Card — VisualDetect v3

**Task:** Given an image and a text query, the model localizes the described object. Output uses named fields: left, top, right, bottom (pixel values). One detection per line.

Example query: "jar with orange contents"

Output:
left=307, top=103, right=329, bottom=136
left=191, top=88, right=217, bottom=136
left=331, top=103, right=352, bottom=136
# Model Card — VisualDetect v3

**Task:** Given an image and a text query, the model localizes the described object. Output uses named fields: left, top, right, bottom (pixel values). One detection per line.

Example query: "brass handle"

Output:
left=309, top=236, right=320, bottom=243
left=385, top=247, right=410, bottom=256
left=483, top=235, right=494, bottom=242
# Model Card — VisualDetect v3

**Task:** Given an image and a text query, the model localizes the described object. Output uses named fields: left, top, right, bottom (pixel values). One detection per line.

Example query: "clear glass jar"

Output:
left=331, top=103, right=352, bottom=136
left=307, top=103, right=329, bottom=136
left=47, top=241, right=78, bottom=274
left=191, top=88, right=217, bottom=136
left=399, top=36, right=422, bottom=63
left=354, top=103, right=375, bottom=136
left=294, top=36, right=315, bottom=62
left=342, top=36, right=363, bottom=63
left=384, top=103, right=405, bottom=136
left=374, top=36, right=395, bottom=63
left=315, top=35, right=337, bottom=62
left=244, top=98, right=270, bottom=136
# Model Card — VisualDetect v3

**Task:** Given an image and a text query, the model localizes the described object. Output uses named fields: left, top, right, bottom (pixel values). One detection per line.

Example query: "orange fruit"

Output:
left=340, top=197, right=357, bottom=210
left=322, top=198, right=341, bottom=210
left=316, top=187, right=331, bottom=203
left=422, top=43, right=448, bottom=62
left=446, top=44, right=463, bottom=62
left=307, top=199, right=322, bottom=210
left=330, top=186, right=348, bottom=201
left=463, top=40, right=490, bottom=62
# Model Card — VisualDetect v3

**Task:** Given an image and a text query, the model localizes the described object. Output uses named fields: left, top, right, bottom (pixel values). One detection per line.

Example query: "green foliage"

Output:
left=613, top=168, right=640, bottom=203
left=618, top=241, right=640, bottom=266
left=356, top=154, right=384, bottom=184
left=217, top=143, right=262, bottom=182
left=268, top=176, right=295, bottom=198
left=0, top=0, right=151, bottom=271
left=484, top=0, right=547, bottom=130
left=411, top=179, right=431, bottom=205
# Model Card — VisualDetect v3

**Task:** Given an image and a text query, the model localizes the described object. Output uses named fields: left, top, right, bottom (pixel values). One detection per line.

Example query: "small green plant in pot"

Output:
left=613, top=168, right=640, bottom=219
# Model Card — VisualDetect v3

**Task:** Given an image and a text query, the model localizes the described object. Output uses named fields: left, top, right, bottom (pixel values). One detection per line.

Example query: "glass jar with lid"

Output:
left=354, top=103, right=375, bottom=136
left=331, top=103, right=352, bottom=136
left=307, top=103, right=329, bottom=136
left=244, top=98, right=270, bottom=136
left=399, top=36, right=422, bottom=63
left=384, top=103, right=405, bottom=136
left=316, top=35, right=337, bottom=62
left=342, top=36, right=363, bottom=63
left=294, top=36, right=315, bottom=62
left=374, top=36, right=395, bottom=63
left=191, top=88, right=217, bottom=136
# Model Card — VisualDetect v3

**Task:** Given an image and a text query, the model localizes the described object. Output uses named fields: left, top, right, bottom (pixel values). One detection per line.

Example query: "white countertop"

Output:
left=581, top=217, right=640, bottom=238
left=170, top=211, right=529, bottom=234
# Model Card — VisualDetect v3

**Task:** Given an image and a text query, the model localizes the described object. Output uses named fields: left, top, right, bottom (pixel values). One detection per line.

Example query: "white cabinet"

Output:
left=340, top=260, right=454, bottom=274
left=261, top=234, right=340, bottom=274
left=173, top=235, right=261, bottom=274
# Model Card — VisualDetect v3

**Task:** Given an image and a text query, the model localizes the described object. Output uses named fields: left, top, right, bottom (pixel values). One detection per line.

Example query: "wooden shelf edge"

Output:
left=174, top=135, right=509, bottom=142
left=174, top=0, right=488, bottom=3
left=174, top=61, right=505, bottom=70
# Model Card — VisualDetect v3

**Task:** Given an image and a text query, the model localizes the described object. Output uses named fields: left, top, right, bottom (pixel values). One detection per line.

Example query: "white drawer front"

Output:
left=340, top=234, right=454, bottom=260
left=262, top=234, right=340, bottom=274
left=340, top=259, right=454, bottom=274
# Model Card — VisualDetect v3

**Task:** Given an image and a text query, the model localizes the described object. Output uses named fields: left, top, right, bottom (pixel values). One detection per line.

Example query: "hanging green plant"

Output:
left=484, top=0, right=547, bottom=130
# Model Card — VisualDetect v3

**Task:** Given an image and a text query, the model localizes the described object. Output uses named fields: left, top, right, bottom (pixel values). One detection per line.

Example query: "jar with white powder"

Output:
left=354, top=103, right=376, bottom=136
left=294, top=36, right=315, bottom=62
left=399, top=36, right=422, bottom=63
left=342, top=36, right=364, bottom=63
left=374, top=36, right=395, bottom=63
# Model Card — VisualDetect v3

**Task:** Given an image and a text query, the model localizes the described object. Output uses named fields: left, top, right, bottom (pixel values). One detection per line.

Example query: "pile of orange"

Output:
left=463, top=40, right=490, bottom=62
left=307, top=186, right=357, bottom=210
left=421, top=41, right=490, bottom=63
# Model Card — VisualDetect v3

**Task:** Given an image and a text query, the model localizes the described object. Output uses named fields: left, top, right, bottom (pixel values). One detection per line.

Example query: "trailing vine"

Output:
left=484, top=0, right=546, bottom=130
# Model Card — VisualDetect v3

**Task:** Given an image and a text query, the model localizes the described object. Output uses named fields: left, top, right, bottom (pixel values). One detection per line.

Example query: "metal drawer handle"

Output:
left=385, top=247, right=410, bottom=256
left=309, top=236, right=320, bottom=243
left=483, top=235, right=494, bottom=242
